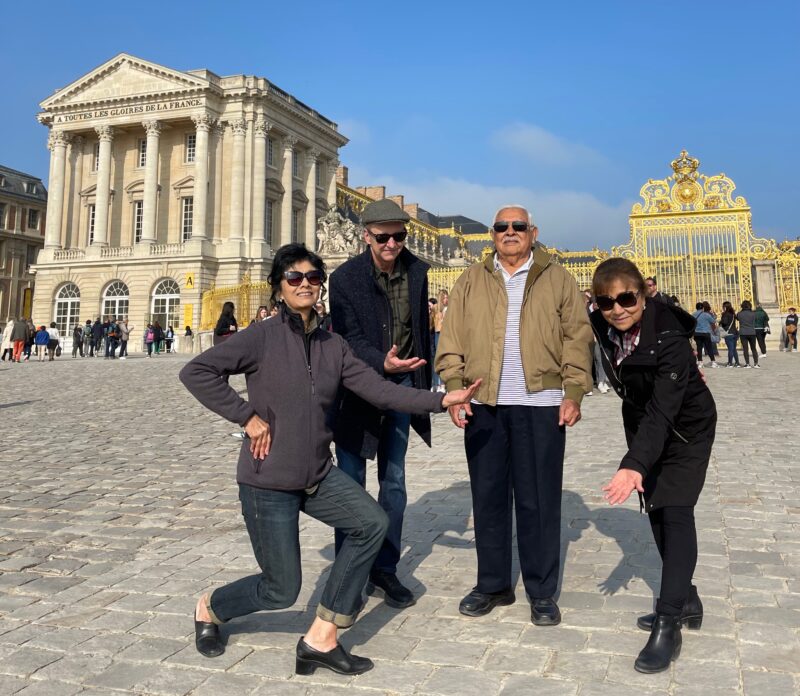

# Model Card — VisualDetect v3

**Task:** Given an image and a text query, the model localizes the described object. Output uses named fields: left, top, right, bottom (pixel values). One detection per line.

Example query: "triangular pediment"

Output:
left=41, top=54, right=210, bottom=109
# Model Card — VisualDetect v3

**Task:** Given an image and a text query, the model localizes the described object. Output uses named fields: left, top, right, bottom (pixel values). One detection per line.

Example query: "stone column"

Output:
left=44, top=130, right=70, bottom=249
left=326, top=158, right=340, bottom=208
left=304, top=149, right=320, bottom=250
left=68, top=136, right=84, bottom=249
left=228, top=119, right=247, bottom=241
left=280, top=135, right=297, bottom=246
left=192, top=112, right=213, bottom=240
left=141, top=120, right=161, bottom=244
left=212, top=122, right=225, bottom=241
left=252, top=117, right=271, bottom=243
left=92, top=125, right=114, bottom=247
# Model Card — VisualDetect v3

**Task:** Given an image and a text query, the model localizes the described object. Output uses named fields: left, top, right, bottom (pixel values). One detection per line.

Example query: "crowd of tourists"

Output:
left=177, top=199, right=740, bottom=679
left=0, top=315, right=181, bottom=362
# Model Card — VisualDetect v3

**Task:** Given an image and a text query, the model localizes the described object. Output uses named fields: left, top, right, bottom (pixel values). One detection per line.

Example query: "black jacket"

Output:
left=590, top=302, right=717, bottom=511
left=330, top=247, right=432, bottom=459
left=179, top=305, right=444, bottom=491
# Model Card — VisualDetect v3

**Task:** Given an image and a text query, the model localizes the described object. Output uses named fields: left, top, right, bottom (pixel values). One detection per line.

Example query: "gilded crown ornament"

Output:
left=670, top=150, right=700, bottom=181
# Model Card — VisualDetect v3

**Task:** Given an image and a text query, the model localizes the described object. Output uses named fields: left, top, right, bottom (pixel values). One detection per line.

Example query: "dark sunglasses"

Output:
left=367, top=229, right=408, bottom=244
left=493, top=220, right=530, bottom=233
left=283, top=270, right=324, bottom=287
left=595, top=291, right=641, bottom=312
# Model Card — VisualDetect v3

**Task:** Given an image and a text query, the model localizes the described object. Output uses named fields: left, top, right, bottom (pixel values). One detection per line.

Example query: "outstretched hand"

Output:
left=384, top=344, right=427, bottom=374
left=443, top=379, right=483, bottom=428
left=602, top=468, right=644, bottom=506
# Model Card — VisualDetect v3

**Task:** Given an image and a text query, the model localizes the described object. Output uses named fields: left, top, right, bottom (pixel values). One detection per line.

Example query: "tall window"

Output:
left=103, top=281, right=130, bottom=320
left=185, top=134, right=196, bottom=163
left=181, top=197, right=194, bottom=242
left=93, top=143, right=100, bottom=172
left=0, top=203, right=6, bottom=229
left=316, top=164, right=321, bottom=187
left=291, top=209, right=300, bottom=243
left=54, top=283, right=81, bottom=336
left=267, top=138, right=274, bottom=167
left=26, top=245, right=37, bottom=268
left=27, top=209, right=39, bottom=231
left=133, top=200, right=144, bottom=243
left=151, top=279, right=181, bottom=330
left=292, top=151, right=299, bottom=178
left=266, top=200, right=274, bottom=245
left=88, top=204, right=96, bottom=244
left=137, top=139, right=147, bottom=168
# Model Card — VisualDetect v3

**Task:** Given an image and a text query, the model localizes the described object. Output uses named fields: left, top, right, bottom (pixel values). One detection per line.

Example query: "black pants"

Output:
left=694, top=333, right=715, bottom=362
left=465, top=404, right=565, bottom=599
left=649, top=506, right=697, bottom=615
left=755, top=330, right=768, bottom=355
left=740, top=335, right=759, bottom=365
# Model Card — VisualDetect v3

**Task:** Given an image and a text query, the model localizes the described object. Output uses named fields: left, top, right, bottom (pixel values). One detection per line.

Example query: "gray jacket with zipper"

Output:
left=179, top=306, right=445, bottom=491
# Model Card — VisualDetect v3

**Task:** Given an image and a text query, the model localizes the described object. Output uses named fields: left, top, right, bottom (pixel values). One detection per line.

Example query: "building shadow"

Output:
left=0, top=400, right=39, bottom=409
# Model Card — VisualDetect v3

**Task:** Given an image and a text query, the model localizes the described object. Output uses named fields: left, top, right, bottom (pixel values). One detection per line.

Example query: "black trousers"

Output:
left=649, top=506, right=697, bottom=615
left=465, top=404, right=565, bottom=599
left=694, top=333, right=715, bottom=362
left=740, top=335, right=759, bottom=365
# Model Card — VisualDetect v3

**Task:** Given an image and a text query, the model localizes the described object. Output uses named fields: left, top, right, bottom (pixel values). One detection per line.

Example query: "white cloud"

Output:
left=491, top=122, right=606, bottom=167
left=353, top=173, right=635, bottom=251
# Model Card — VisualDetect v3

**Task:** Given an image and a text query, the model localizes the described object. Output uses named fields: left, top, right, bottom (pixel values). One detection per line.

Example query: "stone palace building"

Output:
left=32, top=53, right=346, bottom=338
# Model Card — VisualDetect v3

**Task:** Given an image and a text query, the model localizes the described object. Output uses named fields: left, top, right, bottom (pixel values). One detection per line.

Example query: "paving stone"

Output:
left=84, top=661, right=208, bottom=694
left=499, top=674, right=579, bottom=695
left=741, top=669, right=797, bottom=696
left=422, top=666, right=504, bottom=695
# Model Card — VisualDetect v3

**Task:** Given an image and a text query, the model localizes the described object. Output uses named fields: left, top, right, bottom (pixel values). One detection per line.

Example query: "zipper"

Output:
left=672, top=428, right=689, bottom=443
left=302, top=331, right=315, bottom=395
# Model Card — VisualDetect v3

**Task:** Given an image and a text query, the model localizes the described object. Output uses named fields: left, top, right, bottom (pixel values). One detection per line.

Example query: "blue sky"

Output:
left=2, top=0, right=797, bottom=249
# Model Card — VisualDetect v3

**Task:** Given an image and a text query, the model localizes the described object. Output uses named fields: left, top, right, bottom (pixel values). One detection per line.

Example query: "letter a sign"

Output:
left=185, top=272, right=195, bottom=290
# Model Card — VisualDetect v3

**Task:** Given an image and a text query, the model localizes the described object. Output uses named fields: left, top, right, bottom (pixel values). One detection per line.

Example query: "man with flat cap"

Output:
left=330, top=198, right=433, bottom=609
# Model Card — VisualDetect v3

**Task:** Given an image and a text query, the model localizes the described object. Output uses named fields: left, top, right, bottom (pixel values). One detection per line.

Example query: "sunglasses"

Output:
left=493, top=220, right=530, bottom=233
left=595, top=291, right=641, bottom=312
left=283, top=270, right=324, bottom=287
left=367, top=230, right=408, bottom=244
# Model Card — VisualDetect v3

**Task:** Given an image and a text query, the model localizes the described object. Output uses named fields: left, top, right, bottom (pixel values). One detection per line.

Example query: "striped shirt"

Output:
left=492, top=253, right=563, bottom=407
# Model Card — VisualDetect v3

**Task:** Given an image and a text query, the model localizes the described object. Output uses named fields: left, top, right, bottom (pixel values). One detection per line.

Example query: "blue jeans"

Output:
left=724, top=334, right=739, bottom=365
left=209, top=466, right=388, bottom=628
left=335, top=374, right=412, bottom=575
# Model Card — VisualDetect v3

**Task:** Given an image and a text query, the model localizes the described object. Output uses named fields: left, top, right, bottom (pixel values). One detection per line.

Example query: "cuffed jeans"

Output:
left=209, top=466, right=388, bottom=628
left=334, top=373, right=412, bottom=575
left=649, top=506, right=697, bottom=615
left=465, top=404, right=566, bottom=600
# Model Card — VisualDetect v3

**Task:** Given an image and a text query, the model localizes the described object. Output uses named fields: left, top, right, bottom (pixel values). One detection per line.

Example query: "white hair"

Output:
left=493, top=204, right=533, bottom=225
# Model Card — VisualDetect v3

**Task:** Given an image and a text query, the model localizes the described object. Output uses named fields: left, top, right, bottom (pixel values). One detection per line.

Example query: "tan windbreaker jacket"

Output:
left=435, top=243, right=593, bottom=405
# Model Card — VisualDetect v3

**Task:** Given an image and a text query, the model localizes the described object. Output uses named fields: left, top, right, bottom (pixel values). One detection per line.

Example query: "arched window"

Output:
left=151, top=278, right=180, bottom=330
left=54, top=283, right=81, bottom=335
left=102, top=281, right=130, bottom=320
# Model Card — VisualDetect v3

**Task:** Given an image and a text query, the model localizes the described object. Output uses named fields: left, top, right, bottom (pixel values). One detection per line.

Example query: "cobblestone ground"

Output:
left=0, top=350, right=798, bottom=695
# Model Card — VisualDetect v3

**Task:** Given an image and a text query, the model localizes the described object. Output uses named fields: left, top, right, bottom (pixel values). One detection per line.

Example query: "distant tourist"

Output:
left=145, top=323, right=155, bottom=357
left=72, top=323, right=85, bottom=358
left=118, top=317, right=131, bottom=359
left=1, top=318, right=15, bottom=362
left=34, top=325, right=49, bottom=362
left=165, top=325, right=175, bottom=353
left=644, top=276, right=674, bottom=306
left=46, top=322, right=61, bottom=361
left=736, top=301, right=760, bottom=368
left=214, top=302, right=238, bottom=345
left=185, top=325, right=194, bottom=337
left=754, top=304, right=770, bottom=357
left=692, top=302, right=717, bottom=368
left=315, top=301, right=332, bottom=331
left=255, top=305, right=269, bottom=322
left=10, top=316, right=28, bottom=363
left=719, top=302, right=740, bottom=367
left=785, top=307, right=798, bottom=352
left=152, top=321, right=165, bottom=355
left=83, top=320, right=93, bottom=357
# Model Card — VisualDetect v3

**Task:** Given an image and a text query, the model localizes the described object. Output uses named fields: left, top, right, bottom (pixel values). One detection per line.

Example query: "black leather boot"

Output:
left=634, top=614, right=682, bottom=673
left=194, top=618, right=225, bottom=657
left=638, top=587, right=703, bottom=631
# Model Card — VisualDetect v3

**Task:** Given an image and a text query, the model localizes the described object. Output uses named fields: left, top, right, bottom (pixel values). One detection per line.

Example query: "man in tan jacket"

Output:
left=436, top=205, right=593, bottom=626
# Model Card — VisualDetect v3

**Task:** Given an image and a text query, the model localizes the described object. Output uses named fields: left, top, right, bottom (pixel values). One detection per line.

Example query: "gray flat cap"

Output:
left=361, top=198, right=411, bottom=225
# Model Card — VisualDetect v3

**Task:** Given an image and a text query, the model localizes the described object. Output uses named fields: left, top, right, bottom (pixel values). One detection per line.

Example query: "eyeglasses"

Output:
left=493, top=221, right=530, bottom=233
left=595, top=291, right=641, bottom=312
left=283, top=270, right=324, bottom=287
left=367, top=230, right=408, bottom=244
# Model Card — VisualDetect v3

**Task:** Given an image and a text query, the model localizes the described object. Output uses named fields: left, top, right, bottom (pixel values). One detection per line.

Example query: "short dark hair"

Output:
left=592, top=258, right=646, bottom=298
left=645, top=276, right=657, bottom=284
left=741, top=300, right=752, bottom=310
left=267, top=243, right=327, bottom=307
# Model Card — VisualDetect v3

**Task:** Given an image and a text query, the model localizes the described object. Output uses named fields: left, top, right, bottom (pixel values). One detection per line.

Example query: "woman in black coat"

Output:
left=590, top=258, right=717, bottom=674
left=214, top=301, right=238, bottom=345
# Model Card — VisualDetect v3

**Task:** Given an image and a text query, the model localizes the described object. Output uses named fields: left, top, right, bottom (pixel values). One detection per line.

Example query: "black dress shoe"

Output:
left=634, top=614, right=682, bottom=673
left=458, top=588, right=515, bottom=617
left=531, top=597, right=561, bottom=626
left=295, top=638, right=374, bottom=676
left=367, top=570, right=416, bottom=608
left=638, top=588, right=703, bottom=631
left=194, top=618, right=225, bottom=657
